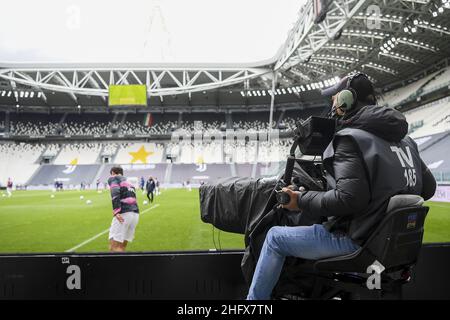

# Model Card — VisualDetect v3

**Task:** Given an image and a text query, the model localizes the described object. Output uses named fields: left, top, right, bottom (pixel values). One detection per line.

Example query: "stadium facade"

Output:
left=0, top=0, right=449, bottom=197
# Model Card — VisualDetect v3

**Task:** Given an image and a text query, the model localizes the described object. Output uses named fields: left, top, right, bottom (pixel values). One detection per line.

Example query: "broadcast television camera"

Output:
left=275, top=116, right=336, bottom=205
left=199, top=116, right=336, bottom=234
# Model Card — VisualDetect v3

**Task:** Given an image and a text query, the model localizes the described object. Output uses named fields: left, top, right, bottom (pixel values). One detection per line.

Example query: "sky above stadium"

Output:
left=0, top=0, right=305, bottom=64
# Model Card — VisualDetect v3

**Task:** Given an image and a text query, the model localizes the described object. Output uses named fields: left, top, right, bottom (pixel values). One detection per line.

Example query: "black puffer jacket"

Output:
left=297, top=104, right=436, bottom=244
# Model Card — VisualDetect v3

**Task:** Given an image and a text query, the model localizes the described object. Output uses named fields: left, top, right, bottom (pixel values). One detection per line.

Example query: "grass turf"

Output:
left=0, top=189, right=448, bottom=253
left=0, top=188, right=243, bottom=253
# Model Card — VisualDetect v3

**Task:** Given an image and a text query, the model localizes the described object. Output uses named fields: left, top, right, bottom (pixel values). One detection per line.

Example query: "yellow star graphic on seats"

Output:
left=129, top=146, right=153, bottom=164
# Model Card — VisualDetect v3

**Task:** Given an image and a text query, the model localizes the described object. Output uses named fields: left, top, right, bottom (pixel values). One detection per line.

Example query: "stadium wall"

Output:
left=431, top=185, right=450, bottom=203
left=0, top=244, right=449, bottom=300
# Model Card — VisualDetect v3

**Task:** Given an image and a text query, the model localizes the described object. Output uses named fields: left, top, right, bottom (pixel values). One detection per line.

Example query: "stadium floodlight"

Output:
left=77, top=105, right=81, bottom=109
left=16, top=104, right=19, bottom=108
left=7, top=91, right=11, bottom=97
left=1, top=90, right=5, bottom=97
left=30, top=92, right=34, bottom=98
left=24, top=91, right=29, bottom=98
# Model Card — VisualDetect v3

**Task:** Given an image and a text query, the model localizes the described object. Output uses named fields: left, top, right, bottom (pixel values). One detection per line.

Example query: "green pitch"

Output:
left=0, top=188, right=244, bottom=253
left=0, top=189, right=449, bottom=253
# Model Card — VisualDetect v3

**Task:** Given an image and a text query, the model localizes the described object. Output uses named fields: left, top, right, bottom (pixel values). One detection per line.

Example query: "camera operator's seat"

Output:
left=305, top=194, right=428, bottom=300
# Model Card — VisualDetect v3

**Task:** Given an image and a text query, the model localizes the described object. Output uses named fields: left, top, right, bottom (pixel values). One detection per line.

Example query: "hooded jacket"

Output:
left=108, top=175, right=139, bottom=215
left=297, top=104, right=436, bottom=245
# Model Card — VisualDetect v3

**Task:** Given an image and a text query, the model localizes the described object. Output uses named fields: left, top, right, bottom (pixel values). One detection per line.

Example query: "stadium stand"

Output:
left=379, top=69, right=445, bottom=108
left=114, top=142, right=164, bottom=164
left=224, top=141, right=258, bottom=163
left=97, top=163, right=168, bottom=185
left=102, top=143, right=119, bottom=156
left=421, top=66, right=450, bottom=96
left=53, top=143, right=102, bottom=165
left=2, top=73, right=450, bottom=188
left=169, top=163, right=232, bottom=184
left=234, top=163, right=254, bottom=177
left=41, top=144, right=60, bottom=158
left=413, top=131, right=449, bottom=152
left=2, top=110, right=321, bottom=137
left=28, top=164, right=101, bottom=188
left=406, top=96, right=450, bottom=138
left=61, top=115, right=113, bottom=136
left=418, top=132, right=450, bottom=182
left=0, top=143, right=45, bottom=185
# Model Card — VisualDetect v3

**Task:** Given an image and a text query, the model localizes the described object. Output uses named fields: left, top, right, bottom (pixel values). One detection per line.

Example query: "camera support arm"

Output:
left=283, top=140, right=299, bottom=185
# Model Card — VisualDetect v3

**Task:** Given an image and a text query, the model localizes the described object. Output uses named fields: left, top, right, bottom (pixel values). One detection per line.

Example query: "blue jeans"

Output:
left=247, top=224, right=360, bottom=300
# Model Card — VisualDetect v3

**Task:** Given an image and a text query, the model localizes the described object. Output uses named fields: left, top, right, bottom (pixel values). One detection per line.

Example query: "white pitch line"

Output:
left=65, top=203, right=160, bottom=252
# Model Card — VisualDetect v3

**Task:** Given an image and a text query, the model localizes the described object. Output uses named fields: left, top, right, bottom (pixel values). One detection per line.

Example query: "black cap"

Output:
left=321, top=72, right=375, bottom=102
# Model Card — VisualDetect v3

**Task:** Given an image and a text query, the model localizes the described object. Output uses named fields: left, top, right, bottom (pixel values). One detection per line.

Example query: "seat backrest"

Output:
left=364, top=195, right=428, bottom=271
left=386, top=194, right=424, bottom=213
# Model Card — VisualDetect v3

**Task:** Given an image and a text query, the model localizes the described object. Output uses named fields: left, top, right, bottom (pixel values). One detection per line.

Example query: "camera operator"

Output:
left=247, top=72, right=436, bottom=300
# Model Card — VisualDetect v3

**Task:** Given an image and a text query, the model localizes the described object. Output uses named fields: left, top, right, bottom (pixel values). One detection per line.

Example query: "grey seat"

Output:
left=297, top=194, right=429, bottom=299
left=386, top=194, right=424, bottom=213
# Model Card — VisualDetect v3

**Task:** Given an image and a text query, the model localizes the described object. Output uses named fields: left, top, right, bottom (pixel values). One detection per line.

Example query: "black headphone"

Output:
left=334, top=72, right=369, bottom=114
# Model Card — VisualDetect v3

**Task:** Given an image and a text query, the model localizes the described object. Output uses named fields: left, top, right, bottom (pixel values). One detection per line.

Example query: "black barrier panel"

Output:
left=0, top=244, right=449, bottom=300
left=0, top=251, right=247, bottom=300
left=403, top=243, right=450, bottom=299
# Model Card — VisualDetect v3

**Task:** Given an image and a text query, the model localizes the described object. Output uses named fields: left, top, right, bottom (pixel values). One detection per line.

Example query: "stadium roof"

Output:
left=0, top=0, right=450, bottom=108
left=276, top=0, right=450, bottom=91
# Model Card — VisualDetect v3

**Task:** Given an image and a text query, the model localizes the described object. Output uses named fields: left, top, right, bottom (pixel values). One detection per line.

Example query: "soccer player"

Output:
left=140, top=176, right=145, bottom=193
left=107, top=167, right=140, bottom=252
left=6, top=178, right=12, bottom=197
left=154, top=177, right=160, bottom=196
left=145, top=176, right=155, bottom=203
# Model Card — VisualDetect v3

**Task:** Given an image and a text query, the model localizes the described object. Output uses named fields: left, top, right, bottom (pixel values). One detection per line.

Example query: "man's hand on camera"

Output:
left=281, top=187, right=301, bottom=211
